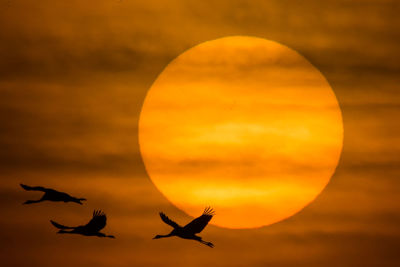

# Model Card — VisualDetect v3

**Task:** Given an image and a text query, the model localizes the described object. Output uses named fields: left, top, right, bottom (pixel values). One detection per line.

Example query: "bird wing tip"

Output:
left=203, top=207, right=215, bottom=216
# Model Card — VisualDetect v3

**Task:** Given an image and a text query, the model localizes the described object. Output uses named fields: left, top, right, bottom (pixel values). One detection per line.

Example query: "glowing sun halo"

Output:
left=139, top=36, right=343, bottom=229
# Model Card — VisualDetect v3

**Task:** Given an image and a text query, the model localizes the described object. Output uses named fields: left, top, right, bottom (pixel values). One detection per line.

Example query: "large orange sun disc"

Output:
left=139, top=36, right=343, bottom=229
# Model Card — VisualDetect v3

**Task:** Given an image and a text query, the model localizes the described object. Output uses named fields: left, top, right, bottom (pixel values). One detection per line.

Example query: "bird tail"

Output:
left=50, top=220, right=74, bottom=230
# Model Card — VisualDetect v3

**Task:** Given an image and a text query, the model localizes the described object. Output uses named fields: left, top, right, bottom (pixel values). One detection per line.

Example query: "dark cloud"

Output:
left=0, top=0, right=399, bottom=266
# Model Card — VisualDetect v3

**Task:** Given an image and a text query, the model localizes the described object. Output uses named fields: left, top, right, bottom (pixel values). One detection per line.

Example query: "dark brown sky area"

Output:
left=0, top=0, right=399, bottom=266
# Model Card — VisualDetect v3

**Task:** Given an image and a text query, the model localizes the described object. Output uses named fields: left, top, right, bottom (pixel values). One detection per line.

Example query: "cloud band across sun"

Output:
left=139, top=36, right=343, bottom=229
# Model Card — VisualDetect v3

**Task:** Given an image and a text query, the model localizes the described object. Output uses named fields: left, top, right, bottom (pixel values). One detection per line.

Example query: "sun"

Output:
left=139, top=36, right=343, bottom=229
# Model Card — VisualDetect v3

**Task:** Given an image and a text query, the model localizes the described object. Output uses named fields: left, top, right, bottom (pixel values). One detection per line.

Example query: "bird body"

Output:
left=50, top=210, right=115, bottom=238
left=20, top=184, right=86, bottom=205
left=154, top=207, right=215, bottom=248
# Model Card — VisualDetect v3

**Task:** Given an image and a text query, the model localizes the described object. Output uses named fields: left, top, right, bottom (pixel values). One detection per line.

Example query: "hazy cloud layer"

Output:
left=0, top=0, right=399, bottom=266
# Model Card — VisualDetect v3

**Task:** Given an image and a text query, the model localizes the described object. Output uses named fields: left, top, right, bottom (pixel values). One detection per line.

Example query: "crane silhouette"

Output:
left=20, top=184, right=86, bottom=204
left=50, top=210, right=115, bottom=238
left=153, top=207, right=215, bottom=248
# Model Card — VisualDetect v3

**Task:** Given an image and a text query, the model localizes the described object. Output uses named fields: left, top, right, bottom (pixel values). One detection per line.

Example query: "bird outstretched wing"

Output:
left=85, top=210, right=107, bottom=232
left=183, top=207, right=215, bottom=234
left=50, top=220, right=75, bottom=229
left=159, top=212, right=180, bottom=228
left=20, top=184, right=47, bottom=192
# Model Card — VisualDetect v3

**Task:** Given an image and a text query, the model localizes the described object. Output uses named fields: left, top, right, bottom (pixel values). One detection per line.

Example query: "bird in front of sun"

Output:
left=50, top=210, right=115, bottom=238
left=153, top=207, right=215, bottom=248
left=20, top=184, right=86, bottom=205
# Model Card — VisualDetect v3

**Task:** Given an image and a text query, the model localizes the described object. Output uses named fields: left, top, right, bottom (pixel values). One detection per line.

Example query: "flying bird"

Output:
left=50, top=210, right=115, bottom=238
left=153, top=207, right=215, bottom=248
left=20, top=184, right=86, bottom=205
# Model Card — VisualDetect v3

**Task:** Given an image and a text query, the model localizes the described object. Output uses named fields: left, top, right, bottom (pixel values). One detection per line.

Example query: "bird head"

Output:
left=153, top=235, right=163, bottom=239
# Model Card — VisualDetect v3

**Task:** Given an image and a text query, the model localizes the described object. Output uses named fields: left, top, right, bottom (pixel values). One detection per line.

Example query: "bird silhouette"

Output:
left=20, top=184, right=86, bottom=205
left=153, top=207, right=215, bottom=248
left=50, top=210, right=115, bottom=238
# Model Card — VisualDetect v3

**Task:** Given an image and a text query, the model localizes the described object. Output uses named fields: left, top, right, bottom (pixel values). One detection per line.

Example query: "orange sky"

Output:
left=0, top=0, right=399, bottom=266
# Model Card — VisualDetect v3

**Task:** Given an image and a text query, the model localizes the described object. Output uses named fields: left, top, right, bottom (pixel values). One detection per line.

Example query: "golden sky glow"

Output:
left=139, top=36, right=343, bottom=228
left=1, top=1, right=399, bottom=266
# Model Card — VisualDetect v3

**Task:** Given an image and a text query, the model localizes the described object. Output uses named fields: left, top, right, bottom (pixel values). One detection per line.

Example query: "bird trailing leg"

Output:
left=57, top=230, right=75, bottom=234
left=199, top=239, right=214, bottom=248
left=71, top=197, right=87, bottom=205
left=196, top=236, right=214, bottom=248
left=50, top=220, right=75, bottom=230
left=23, top=200, right=42, bottom=204
left=153, top=233, right=173, bottom=239
left=96, top=232, right=115, bottom=238
left=23, top=196, right=45, bottom=204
